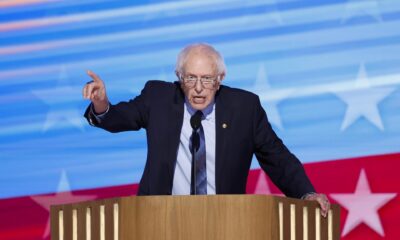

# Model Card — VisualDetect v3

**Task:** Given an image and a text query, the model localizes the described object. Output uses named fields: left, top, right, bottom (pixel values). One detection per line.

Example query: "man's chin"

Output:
left=189, top=102, right=208, bottom=110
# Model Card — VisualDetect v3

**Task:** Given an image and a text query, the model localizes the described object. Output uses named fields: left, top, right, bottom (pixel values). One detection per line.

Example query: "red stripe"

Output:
left=0, top=225, right=45, bottom=240
left=1, top=152, right=399, bottom=240
left=0, top=184, right=139, bottom=240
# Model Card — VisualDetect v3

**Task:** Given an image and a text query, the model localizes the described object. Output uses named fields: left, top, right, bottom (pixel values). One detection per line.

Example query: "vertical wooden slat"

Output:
left=315, top=208, right=321, bottom=240
left=328, top=209, right=333, bottom=240
left=77, top=205, right=86, bottom=240
left=63, top=205, right=73, bottom=240
left=303, top=206, right=309, bottom=240
left=308, top=206, right=316, bottom=240
left=113, top=203, right=119, bottom=240
left=100, top=205, right=105, bottom=240
left=283, top=201, right=291, bottom=240
left=59, top=210, right=64, bottom=240
left=86, top=207, right=92, bottom=240
left=279, top=202, right=283, bottom=240
left=290, top=204, right=296, bottom=240
left=72, top=209, right=77, bottom=240
left=50, top=206, right=60, bottom=240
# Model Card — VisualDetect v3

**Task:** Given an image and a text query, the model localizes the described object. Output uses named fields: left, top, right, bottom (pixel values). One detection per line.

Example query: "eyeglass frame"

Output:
left=178, top=73, right=221, bottom=89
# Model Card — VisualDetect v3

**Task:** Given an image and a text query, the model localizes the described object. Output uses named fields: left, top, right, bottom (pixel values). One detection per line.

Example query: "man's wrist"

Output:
left=88, top=103, right=110, bottom=126
left=92, top=103, right=110, bottom=116
left=301, top=192, right=317, bottom=200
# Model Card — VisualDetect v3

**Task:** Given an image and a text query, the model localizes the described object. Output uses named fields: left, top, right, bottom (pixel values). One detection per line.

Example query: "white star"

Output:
left=32, top=66, right=86, bottom=132
left=31, top=170, right=97, bottom=239
left=334, top=63, right=396, bottom=131
left=253, top=63, right=293, bottom=130
left=330, top=169, right=396, bottom=237
left=253, top=170, right=284, bottom=196
left=342, top=0, right=382, bottom=23
left=254, top=170, right=273, bottom=194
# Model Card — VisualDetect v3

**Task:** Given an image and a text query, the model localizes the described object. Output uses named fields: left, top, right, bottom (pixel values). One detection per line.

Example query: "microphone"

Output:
left=190, top=111, right=203, bottom=152
left=190, top=110, right=203, bottom=130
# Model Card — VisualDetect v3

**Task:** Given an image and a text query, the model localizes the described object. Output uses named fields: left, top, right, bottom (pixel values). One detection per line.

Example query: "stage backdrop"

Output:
left=1, top=0, right=399, bottom=239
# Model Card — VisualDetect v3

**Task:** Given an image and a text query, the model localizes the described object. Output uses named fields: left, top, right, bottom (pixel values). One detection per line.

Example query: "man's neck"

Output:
left=185, top=98, right=215, bottom=117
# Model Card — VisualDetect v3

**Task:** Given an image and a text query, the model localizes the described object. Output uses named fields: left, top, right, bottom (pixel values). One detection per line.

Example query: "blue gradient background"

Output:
left=1, top=0, right=399, bottom=199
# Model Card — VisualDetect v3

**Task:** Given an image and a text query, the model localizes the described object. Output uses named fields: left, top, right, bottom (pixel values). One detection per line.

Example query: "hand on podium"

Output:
left=303, top=193, right=330, bottom=218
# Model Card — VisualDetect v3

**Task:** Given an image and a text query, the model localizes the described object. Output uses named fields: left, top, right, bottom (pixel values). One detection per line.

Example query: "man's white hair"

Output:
left=175, top=43, right=227, bottom=75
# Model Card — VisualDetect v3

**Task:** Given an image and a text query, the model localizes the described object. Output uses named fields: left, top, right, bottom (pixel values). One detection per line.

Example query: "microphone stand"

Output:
left=190, top=110, right=202, bottom=195
left=191, top=130, right=198, bottom=195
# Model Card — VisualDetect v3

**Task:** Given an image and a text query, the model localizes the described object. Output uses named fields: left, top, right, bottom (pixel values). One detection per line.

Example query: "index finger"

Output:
left=87, top=70, right=102, bottom=82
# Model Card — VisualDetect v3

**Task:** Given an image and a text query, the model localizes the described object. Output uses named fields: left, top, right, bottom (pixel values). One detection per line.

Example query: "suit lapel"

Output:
left=215, top=86, right=232, bottom=193
left=167, top=82, right=185, bottom=193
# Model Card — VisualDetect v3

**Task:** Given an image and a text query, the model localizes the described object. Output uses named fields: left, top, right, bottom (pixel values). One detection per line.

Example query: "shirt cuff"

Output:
left=90, top=103, right=110, bottom=123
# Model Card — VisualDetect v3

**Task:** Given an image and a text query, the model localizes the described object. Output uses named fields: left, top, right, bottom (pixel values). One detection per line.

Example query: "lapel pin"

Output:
left=222, top=123, right=228, bottom=129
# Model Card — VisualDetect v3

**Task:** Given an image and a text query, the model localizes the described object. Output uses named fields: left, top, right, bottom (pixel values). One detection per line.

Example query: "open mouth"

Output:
left=192, top=96, right=206, bottom=104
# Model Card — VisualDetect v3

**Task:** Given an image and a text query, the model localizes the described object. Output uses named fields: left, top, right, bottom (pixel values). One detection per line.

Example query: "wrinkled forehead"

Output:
left=186, top=46, right=219, bottom=60
left=182, top=50, right=219, bottom=74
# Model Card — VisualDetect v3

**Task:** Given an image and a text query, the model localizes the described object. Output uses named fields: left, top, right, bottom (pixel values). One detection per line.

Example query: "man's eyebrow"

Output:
left=185, top=73, right=214, bottom=77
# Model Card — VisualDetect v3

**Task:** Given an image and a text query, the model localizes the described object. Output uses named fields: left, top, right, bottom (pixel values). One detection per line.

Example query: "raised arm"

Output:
left=82, top=70, right=149, bottom=132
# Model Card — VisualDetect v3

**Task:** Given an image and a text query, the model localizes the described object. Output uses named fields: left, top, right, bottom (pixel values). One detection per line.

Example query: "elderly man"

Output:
left=83, top=43, right=330, bottom=216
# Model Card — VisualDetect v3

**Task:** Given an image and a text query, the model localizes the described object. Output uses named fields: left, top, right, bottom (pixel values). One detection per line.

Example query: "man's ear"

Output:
left=219, top=73, right=226, bottom=82
left=217, top=73, right=225, bottom=89
left=216, top=74, right=225, bottom=90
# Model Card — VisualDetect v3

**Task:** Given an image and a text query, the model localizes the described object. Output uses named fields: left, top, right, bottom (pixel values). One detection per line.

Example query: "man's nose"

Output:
left=194, top=79, right=203, bottom=93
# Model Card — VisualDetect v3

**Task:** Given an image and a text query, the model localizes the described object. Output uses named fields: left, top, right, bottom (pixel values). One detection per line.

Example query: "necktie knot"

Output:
left=190, top=110, right=203, bottom=131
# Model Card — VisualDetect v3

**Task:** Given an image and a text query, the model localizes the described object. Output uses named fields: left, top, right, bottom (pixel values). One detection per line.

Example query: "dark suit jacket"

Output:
left=85, top=80, right=315, bottom=198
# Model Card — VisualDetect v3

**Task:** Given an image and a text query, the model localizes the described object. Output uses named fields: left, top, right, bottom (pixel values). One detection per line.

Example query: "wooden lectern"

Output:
left=51, top=195, right=340, bottom=240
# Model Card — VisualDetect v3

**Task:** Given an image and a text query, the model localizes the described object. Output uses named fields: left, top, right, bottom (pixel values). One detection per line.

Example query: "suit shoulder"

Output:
left=144, top=80, right=177, bottom=89
left=142, top=80, right=180, bottom=95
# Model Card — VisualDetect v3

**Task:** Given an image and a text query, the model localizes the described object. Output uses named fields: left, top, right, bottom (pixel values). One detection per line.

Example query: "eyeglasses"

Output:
left=179, top=74, right=219, bottom=89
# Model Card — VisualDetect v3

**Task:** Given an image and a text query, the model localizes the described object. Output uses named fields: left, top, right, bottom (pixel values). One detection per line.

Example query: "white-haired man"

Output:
left=83, top=43, right=330, bottom=217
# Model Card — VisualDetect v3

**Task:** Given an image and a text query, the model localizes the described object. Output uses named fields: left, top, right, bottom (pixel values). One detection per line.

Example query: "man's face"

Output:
left=179, top=52, right=222, bottom=111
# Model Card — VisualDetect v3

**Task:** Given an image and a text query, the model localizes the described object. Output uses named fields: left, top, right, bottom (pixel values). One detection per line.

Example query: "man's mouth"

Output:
left=192, top=96, right=206, bottom=104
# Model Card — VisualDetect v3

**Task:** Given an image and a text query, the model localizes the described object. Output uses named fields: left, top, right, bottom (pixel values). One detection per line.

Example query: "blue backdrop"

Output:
left=1, top=0, right=399, bottom=199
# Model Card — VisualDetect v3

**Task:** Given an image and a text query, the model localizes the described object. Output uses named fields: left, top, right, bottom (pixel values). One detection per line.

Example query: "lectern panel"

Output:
left=51, top=195, right=340, bottom=240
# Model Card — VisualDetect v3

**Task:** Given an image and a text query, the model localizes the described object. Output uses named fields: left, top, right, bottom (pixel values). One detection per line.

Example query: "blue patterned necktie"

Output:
left=190, top=112, right=207, bottom=195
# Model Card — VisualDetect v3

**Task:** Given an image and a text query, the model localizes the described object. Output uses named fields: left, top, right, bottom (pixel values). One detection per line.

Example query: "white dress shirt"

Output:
left=172, top=101, right=216, bottom=195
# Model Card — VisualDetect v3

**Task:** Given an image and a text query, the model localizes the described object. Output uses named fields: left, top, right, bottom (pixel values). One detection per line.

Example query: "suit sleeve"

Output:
left=252, top=96, right=315, bottom=198
left=84, top=82, right=151, bottom=133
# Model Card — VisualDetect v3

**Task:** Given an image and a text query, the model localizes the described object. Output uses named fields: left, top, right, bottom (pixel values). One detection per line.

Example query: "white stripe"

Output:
left=3, top=39, right=400, bottom=86
left=3, top=0, right=400, bottom=58
left=0, top=0, right=290, bottom=32
left=258, top=73, right=400, bottom=101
